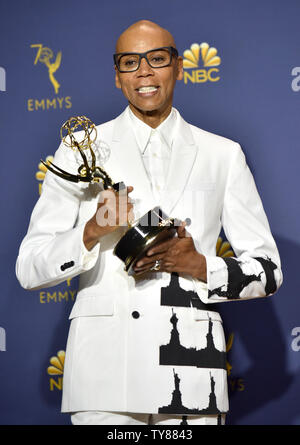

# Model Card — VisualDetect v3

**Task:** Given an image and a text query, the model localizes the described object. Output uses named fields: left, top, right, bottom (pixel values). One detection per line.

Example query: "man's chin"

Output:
left=129, top=102, right=168, bottom=116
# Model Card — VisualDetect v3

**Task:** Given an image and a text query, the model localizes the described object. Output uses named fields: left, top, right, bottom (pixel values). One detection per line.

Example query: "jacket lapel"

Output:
left=107, top=109, right=156, bottom=218
left=159, top=115, right=197, bottom=216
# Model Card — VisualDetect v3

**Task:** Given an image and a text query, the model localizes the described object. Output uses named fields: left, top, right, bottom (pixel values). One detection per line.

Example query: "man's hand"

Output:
left=133, top=222, right=207, bottom=282
left=83, top=186, right=134, bottom=251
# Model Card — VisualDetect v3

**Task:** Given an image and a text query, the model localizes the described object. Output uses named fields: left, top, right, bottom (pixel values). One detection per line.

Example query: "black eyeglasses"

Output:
left=113, top=46, right=178, bottom=73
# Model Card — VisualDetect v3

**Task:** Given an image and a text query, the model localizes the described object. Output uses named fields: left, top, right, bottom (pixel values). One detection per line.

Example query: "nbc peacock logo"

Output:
left=182, top=42, right=221, bottom=84
left=47, top=350, right=65, bottom=391
left=216, top=236, right=234, bottom=259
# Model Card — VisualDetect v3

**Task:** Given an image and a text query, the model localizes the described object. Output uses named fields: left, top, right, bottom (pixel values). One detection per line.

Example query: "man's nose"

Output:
left=137, top=57, right=154, bottom=76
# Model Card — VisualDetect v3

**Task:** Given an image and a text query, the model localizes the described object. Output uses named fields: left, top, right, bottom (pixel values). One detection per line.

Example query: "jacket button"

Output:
left=132, top=311, right=140, bottom=319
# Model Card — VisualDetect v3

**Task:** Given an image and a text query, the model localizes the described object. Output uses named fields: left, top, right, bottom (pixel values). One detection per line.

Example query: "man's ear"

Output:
left=115, top=66, right=121, bottom=89
left=176, top=56, right=183, bottom=81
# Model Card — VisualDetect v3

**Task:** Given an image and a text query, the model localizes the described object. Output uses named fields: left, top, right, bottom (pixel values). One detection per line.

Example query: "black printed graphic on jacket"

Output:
left=159, top=369, right=223, bottom=415
left=161, top=272, right=215, bottom=311
left=254, top=257, right=278, bottom=295
left=160, top=309, right=226, bottom=370
left=208, top=256, right=278, bottom=299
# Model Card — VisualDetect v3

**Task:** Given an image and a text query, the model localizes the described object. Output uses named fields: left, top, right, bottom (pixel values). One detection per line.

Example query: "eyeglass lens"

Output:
left=118, top=48, right=172, bottom=72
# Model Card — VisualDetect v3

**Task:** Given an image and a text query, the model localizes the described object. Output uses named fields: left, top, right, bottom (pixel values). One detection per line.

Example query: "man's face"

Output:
left=114, top=27, right=183, bottom=117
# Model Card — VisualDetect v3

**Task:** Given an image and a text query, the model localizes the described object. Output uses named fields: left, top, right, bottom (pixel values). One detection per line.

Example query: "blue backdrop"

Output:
left=0, top=0, right=299, bottom=425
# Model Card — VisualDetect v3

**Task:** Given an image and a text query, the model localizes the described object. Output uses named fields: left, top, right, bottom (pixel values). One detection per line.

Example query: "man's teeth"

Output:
left=138, top=86, right=158, bottom=93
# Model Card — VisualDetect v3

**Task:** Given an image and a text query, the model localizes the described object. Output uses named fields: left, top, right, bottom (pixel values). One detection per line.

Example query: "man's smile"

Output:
left=136, top=85, right=159, bottom=96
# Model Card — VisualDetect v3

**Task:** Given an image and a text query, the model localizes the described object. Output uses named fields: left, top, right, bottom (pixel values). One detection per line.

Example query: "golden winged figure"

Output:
left=44, top=50, right=62, bottom=94
left=31, top=44, right=62, bottom=94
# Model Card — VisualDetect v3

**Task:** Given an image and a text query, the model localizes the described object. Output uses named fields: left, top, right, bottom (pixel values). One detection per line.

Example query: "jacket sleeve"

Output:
left=193, top=143, right=283, bottom=303
left=15, top=143, right=100, bottom=290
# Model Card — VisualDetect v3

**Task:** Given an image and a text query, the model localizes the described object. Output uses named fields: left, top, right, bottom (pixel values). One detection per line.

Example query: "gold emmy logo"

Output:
left=31, top=44, right=61, bottom=94
left=47, top=350, right=65, bottom=391
left=28, top=44, right=72, bottom=111
left=183, top=42, right=221, bottom=84
left=39, top=275, right=77, bottom=304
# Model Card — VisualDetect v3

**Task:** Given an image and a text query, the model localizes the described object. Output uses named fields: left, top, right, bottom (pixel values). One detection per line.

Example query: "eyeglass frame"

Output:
left=113, top=46, right=179, bottom=73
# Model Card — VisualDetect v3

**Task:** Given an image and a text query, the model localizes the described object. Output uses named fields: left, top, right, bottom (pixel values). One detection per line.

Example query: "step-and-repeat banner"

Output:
left=0, top=0, right=299, bottom=425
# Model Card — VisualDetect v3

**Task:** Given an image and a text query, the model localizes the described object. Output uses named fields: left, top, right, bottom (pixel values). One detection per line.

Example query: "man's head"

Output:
left=114, top=20, right=183, bottom=126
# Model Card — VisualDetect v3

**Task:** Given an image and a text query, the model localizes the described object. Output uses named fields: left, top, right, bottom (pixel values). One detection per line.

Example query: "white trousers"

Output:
left=71, top=411, right=226, bottom=425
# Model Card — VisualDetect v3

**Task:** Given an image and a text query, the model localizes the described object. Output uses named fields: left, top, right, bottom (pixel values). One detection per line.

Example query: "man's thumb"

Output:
left=177, top=221, right=187, bottom=238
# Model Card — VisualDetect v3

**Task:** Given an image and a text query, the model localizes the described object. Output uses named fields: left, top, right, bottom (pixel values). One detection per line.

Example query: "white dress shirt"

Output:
left=128, top=107, right=178, bottom=201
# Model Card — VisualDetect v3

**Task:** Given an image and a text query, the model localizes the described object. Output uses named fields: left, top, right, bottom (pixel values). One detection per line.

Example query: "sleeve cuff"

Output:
left=79, top=223, right=101, bottom=270
left=193, top=256, right=229, bottom=303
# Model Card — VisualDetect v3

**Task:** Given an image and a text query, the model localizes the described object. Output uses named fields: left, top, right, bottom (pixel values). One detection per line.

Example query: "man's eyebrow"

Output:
left=115, top=46, right=176, bottom=54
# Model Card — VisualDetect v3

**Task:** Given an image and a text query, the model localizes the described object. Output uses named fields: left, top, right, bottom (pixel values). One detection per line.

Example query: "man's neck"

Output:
left=129, top=103, right=172, bottom=129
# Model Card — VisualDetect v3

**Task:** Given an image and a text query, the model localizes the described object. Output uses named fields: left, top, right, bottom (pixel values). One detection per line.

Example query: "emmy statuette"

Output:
left=41, top=116, right=176, bottom=275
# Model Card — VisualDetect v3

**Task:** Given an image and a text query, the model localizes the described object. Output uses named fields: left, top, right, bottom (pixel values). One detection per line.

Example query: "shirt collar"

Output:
left=127, top=106, right=177, bottom=154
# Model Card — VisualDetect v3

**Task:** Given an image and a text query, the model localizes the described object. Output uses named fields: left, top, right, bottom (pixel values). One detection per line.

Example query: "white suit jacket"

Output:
left=16, top=107, right=282, bottom=415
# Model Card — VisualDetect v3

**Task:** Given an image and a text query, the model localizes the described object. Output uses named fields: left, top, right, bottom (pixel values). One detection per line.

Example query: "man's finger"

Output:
left=135, top=253, right=165, bottom=269
left=146, top=239, right=177, bottom=256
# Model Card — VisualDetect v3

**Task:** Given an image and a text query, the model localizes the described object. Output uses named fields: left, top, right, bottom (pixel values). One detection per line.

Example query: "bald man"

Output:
left=16, top=20, right=282, bottom=426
